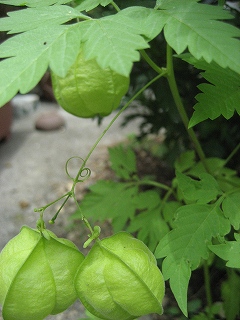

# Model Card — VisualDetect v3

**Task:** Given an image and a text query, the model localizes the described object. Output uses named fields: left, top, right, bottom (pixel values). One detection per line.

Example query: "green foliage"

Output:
left=76, top=0, right=112, bottom=12
left=72, top=180, right=139, bottom=231
left=0, top=0, right=71, bottom=6
left=175, top=171, right=221, bottom=204
left=0, top=5, right=83, bottom=33
left=209, top=234, right=240, bottom=268
left=126, top=190, right=169, bottom=252
left=222, top=191, right=240, bottom=229
left=180, top=55, right=240, bottom=127
left=108, top=144, right=137, bottom=180
left=155, top=203, right=230, bottom=315
left=0, top=0, right=240, bottom=319
left=74, top=143, right=240, bottom=317
left=155, top=0, right=240, bottom=73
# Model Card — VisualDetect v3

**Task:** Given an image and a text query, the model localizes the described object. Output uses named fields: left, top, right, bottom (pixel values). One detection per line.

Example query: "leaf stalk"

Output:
left=203, top=260, right=214, bottom=320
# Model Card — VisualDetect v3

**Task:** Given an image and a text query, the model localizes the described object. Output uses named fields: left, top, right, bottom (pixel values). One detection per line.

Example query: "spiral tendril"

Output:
left=65, top=156, right=91, bottom=183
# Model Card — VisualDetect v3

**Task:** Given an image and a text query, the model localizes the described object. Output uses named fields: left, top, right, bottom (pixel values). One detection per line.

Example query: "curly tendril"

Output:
left=65, top=156, right=91, bottom=183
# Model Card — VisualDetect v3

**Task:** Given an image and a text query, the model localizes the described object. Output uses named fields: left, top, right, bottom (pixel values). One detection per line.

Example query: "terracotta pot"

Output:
left=0, top=101, right=13, bottom=141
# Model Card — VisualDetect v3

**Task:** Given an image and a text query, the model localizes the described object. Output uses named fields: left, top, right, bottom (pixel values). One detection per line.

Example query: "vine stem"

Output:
left=224, top=142, right=240, bottom=166
left=110, top=1, right=120, bottom=12
left=166, top=44, right=211, bottom=173
left=140, top=49, right=165, bottom=74
left=34, top=192, right=70, bottom=213
left=74, top=72, right=166, bottom=183
left=136, top=180, right=171, bottom=192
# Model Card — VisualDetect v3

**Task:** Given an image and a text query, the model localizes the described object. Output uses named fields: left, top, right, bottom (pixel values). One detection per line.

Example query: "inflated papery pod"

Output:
left=51, top=49, right=129, bottom=118
left=0, top=226, right=84, bottom=320
left=75, top=232, right=165, bottom=320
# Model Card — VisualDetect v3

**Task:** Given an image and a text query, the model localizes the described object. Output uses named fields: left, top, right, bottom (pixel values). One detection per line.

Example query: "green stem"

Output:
left=34, top=192, right=70, bottom=212
left=166, top=44, right=211, bottom=173
left=140, top=49, right=165, bottom=74
left=111, top=1, right=120, bottom=12
left=224, top=142, right=240, bottom=166
left=74, top=72, right=166, bottom=182
left=203, top=261, right=213, bottom=319
left=137, top=180, right=171, bottom=192
left=161, top=188, right=176, bottom=207
left=49, top=194, right=71, bottom=224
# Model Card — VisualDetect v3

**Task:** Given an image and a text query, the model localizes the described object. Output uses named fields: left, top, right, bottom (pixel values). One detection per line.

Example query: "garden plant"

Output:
left=0, top=0, right=240, bottom=319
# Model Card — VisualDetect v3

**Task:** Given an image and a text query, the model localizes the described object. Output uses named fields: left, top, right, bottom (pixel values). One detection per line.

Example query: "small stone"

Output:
left=19, top=200, right=30, bottom=209
left=35, top=111, right=65, bottom=131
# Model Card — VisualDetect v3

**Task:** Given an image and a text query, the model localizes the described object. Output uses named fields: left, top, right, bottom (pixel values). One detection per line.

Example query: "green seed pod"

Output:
left=75, top=232, right=165, bottom=320
left=51, top=50, right=129, bottom=118
left=0, top=226, right=84, bottom=320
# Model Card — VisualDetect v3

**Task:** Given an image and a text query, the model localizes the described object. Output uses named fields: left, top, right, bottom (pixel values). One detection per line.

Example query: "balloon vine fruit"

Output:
left=0, top=226, right=84, bottom=320
left=51, top=50, right=130, bottom=118
left=75, top=232, right=165, bottom=320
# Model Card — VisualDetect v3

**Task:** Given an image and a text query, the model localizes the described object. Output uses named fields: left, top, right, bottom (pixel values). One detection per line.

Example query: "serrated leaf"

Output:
left=108, top=145, right=137, bottom=180
left=127, top=190, right=169, bottom=251
left=222, top=192, right=240, bottom=230
left=180, top=55, right=240, bottom=126
left=79, top=7, right=165, bottom=76
left=163, top=257, right=191, bottom=316
left=209, top=237, right=240, bottom=268
left=176, top=171, right=222, bottom=204
left=0, top=0, right=71, bottom=6
left=155, top=204, right=230, bottom=315
left=162, top=201, right=181, bottom=227
left=174, top=150, right=196, bottom=173
left=221, top=271, right=240, bottom=320
left=156, top=0, right=240, bottom=74
left=73, top=180, right=138, bottom=232
left=0, top=24, right=82, bottom=107
left=76, top=0, right=112, bottom=12
left=0, top=5, right=164, bottom=105
left=116, top=6, right=167, bottom=41
left=0, top=5, right=84, bottom=34
left=187, top=157, right=240, bottom=192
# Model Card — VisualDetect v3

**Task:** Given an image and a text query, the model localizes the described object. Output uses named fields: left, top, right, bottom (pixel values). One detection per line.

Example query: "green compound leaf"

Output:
left=76, top=0, right=112, bottom=12
left=156, top=0, right=240, bottom=74
left=221, top=271, right=240, bottom=320
left=222, top=192, right=240, bottom=230
left=115, top=6, right=167, bottom=41
left=176, top=171, right=222, bottom=204
left=0, top=5, right=165, bottom=107
left=127, top=190, right=169, bottom=251
left=80, top=17, right=147, bottom=76
left=108, top=145, right=137, bottom=180
left=209, top=234, right=240, bottom=268
left=79, top=7, right=165, bottom=76
left=180, top=55, right=240, bottom=127
left=0, top=24, right=82, bottom=107
left=155, top=204, right=230, bottom=316
left=162, top=201, right=181, bottom=228
left=186, top=157, right=240, bottom=192
left=72, top=180, right=139, bottom=232
left=0, top=5, right=83, bottom=33
left=0, top=0, right=71, bottom=6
